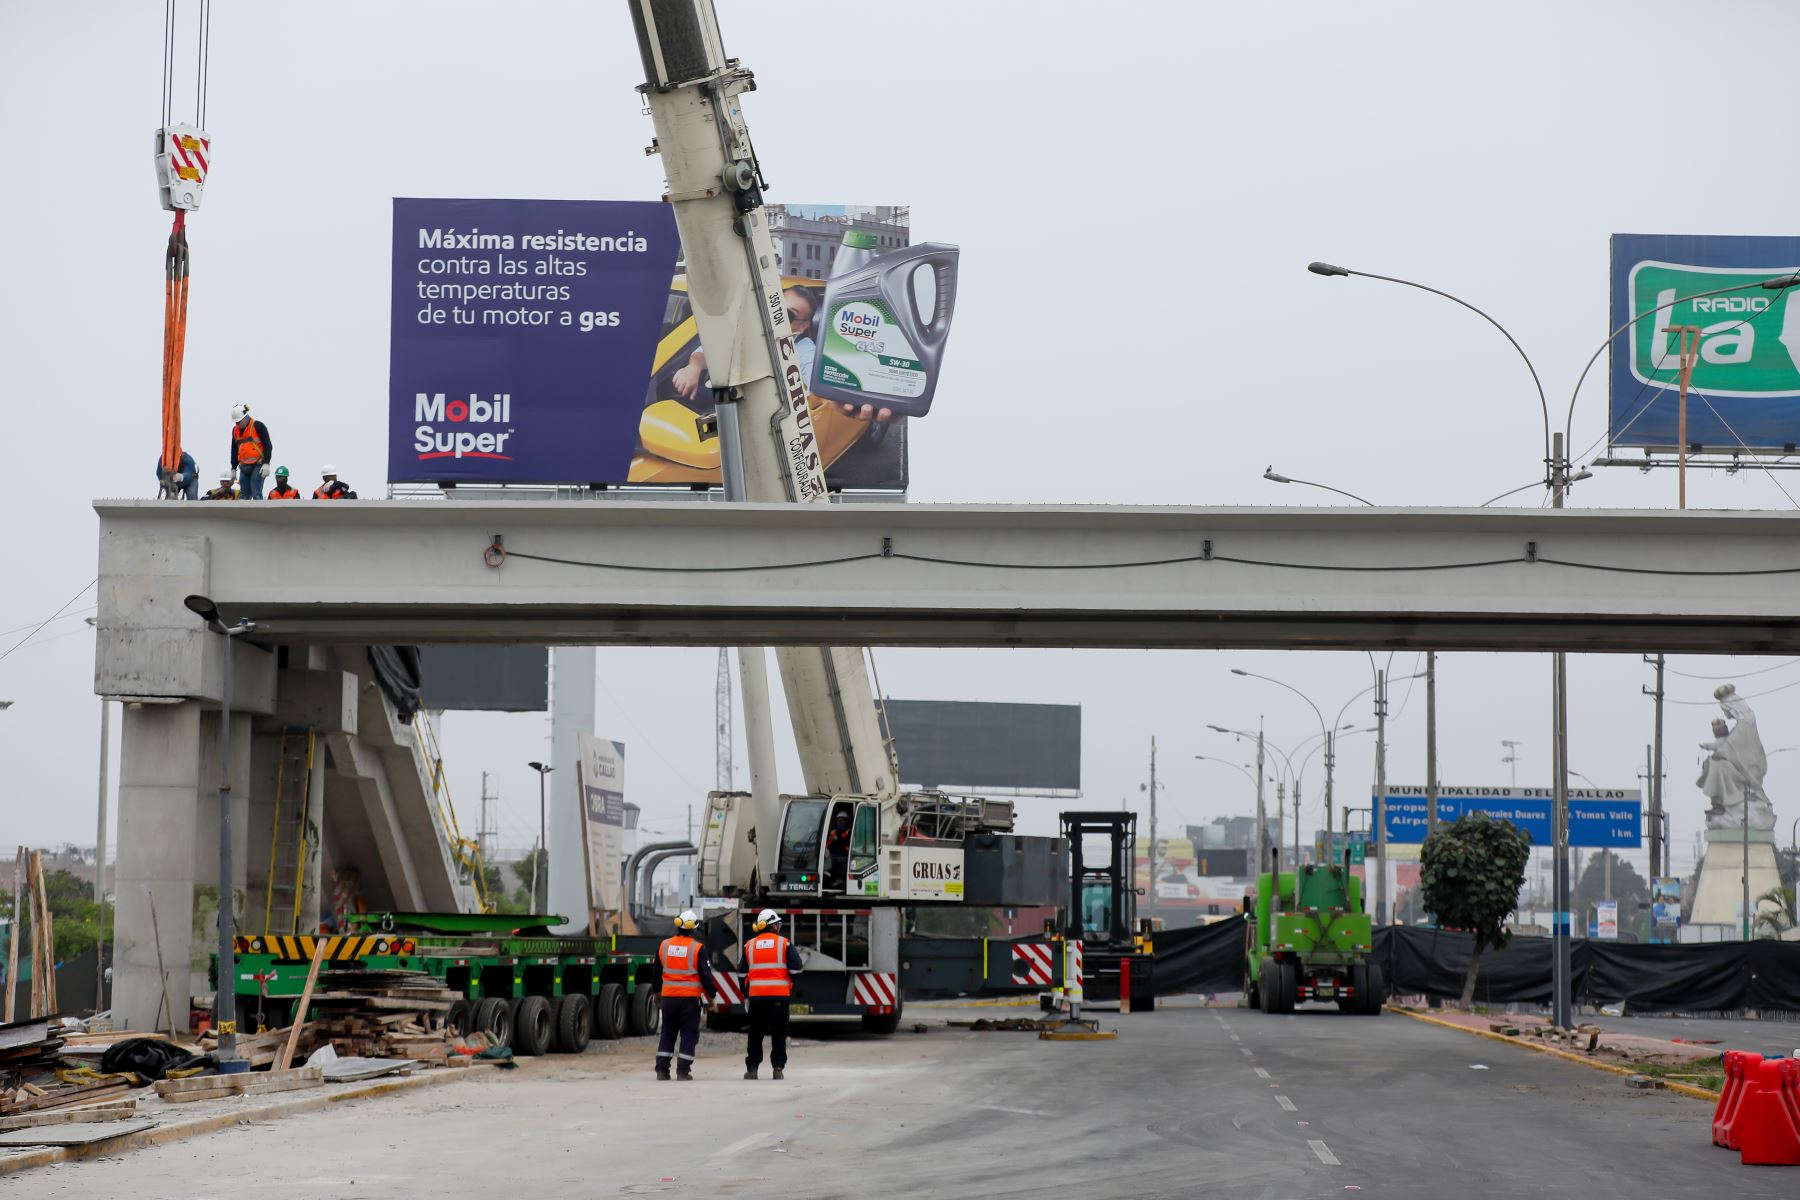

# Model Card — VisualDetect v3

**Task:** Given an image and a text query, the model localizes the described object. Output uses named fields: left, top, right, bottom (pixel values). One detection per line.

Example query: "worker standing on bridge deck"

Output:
left=655, top=910, right=717, bottom=1081
left=744, top=909, right=803, bottom=1080
left=266, top=466, right=300, bottom=499
left=227, top=404, right=274, bottom=500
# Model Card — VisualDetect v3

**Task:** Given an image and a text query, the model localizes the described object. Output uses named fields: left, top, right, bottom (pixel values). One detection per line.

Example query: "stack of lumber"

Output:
left=0, top=1019, right=63, bottom=1084
left=302, top=969, right=461, bottom=1063
left=152, top=1066, right=322, bottom=1105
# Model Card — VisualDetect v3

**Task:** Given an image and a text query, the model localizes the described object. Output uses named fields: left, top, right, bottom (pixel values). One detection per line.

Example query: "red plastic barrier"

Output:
left=1717, top=1051, right=1762, bottom=1149
left=1737, top=1059, right=1800, bottom=1166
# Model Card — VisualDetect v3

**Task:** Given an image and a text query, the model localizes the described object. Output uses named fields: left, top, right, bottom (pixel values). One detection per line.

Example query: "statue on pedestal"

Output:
left=1697, top=684, right=1776, bottom=832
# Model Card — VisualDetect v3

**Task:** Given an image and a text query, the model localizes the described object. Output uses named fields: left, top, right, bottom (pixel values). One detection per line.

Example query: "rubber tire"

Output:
left=860, top=993, right=904, bottom=1036
left=1271, top=959, right=1296, bottom=1014
left=473, top=996, right=512, bottom=1048
left=553, top=993, right=592, bottom=1053
left=1362, top=963, right=1386, bottom=1015
left=1341, top=962, right=1368, bottom=1014
left=627, top=984, right=661, bottom=1037
left=594, top=983, right=628, bottom=1040
left=1244, top=965, right=1261, bottom=1011
left=444, top=997, right=474, bottom=1038
left=511, top=995, right=552, bottom=1056
left=1256, top=958, right=1276, bottom=1014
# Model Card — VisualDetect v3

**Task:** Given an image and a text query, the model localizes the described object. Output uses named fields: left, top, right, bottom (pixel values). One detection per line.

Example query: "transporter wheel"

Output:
left=1256, top=958, right=1276, bottom=1014
left=628, top=983, right=661, bottom=1036
left=1362, top=963, right=1386, bottom=1015
left=511, top=995, right=552, bottom=1056
left=1342, top=963, right=1368, bottom=1013
left=1243, top=963, right=1260, bottom=1011
left=473, top=996, right=512, bottom=1047
left=444, top=997, right=474, bottom=1038
left=1272, top=959, right=1297, bottom=1014
left=594, top=983, right=628, bottom=1039
left=554, top=993, right=592, bottom=1053
left=860, top=993, right=904, bottom=1036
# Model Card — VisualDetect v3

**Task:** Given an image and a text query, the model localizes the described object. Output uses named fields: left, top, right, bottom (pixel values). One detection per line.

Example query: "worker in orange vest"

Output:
left=654, top=910, right=717, bottom=1081
left=312, top=466, right=357, bottom=500
left=227, top=404, right=274, bottom=500
left=743, top=908, right=804, bottom=1080
left=266, top=466, right=301, bottom=500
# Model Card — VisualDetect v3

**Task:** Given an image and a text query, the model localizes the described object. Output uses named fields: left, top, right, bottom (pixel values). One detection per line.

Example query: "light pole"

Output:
left=1261, top=467, right=1376, bottom=506
left=1231, top=670, right=1331, bottom=835
left=527, top=761, right=553, bottom=912
left=182, top=594, right=254, bottom=1073
left=1208, top=722, right=1267, bottom=871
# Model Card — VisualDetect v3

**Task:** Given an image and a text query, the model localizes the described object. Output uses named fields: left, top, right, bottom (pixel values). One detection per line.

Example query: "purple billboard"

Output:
left=389, top=197, right=680, bottom=484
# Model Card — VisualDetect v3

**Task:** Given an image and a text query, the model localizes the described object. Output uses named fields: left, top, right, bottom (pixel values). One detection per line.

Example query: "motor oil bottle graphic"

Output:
left=810, top=230, right=959, bottom=418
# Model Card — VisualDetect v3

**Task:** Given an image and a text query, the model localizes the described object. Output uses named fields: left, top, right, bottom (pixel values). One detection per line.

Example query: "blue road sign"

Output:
left=1376, top=788, right=1641, bottom=848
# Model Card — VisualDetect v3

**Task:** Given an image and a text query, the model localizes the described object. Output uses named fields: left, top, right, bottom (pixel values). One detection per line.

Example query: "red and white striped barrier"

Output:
left=849, top=972, right=899, bottom=1013
left=713, top=972, right=747, bottom=1009
left=1012, top=942, right=1054, bottom=987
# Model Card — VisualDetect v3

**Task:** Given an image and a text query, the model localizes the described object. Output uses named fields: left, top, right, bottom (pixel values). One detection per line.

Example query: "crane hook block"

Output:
left=155, top=124, right=212, bottom=212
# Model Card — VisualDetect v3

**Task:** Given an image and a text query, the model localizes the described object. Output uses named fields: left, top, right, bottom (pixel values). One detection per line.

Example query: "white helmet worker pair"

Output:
left=753, top=908, right=782, bottom=932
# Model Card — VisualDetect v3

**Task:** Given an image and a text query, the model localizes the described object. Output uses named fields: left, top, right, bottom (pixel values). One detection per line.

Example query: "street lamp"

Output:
left=183, top=593, right=255, bottom=1073
left=527, top=761, right=553, bottom=912
left=1231, top=669, right=1336, bottom=836
left=1261, top=467, right=1376, bottom=507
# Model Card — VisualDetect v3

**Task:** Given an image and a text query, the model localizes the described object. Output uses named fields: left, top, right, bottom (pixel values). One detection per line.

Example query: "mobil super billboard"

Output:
left=389, top=198, right=954, bottom=490
left=1609, top=234, right=1800, bottom=452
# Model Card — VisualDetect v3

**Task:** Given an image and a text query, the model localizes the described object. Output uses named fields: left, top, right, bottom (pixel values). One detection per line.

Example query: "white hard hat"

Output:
left=320, top=464, right=337, bottom=477
left=755, top=908, right=782, bottom=930
left=230, top=404, right=249, bottom=422
left=218, top=471, right=233, bottom=483
left=676, top=909, right=700, bottom=930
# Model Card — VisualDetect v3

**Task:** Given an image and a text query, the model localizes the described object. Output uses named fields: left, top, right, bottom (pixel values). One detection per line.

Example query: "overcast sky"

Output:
left=5, top=1, right=1800, bottom=889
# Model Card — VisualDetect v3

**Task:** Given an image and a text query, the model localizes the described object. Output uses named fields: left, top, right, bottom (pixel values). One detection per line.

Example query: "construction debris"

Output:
left=153, top=1066, right=322, bottom=1105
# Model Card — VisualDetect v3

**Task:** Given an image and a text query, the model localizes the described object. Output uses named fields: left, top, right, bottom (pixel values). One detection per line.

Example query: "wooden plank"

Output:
left=278, top=937, right=331, bottom=1072
left=4, top=849, right=20, bottom=1024
left=26, top=853, right=42, bottom=1019
left=0, top=1106, right=138, bottom=1133
left=154, top=1066, right=321, bottom=1097
left=156, top=1070, right=323, bottom=1105
left=0, top=1120, right=155, bottom=1146
left=33, top=853, right=54, bottom=1014
left=304, top=994, right=453, bottom=1011
left=3, top=1083, right=132, bottom=1115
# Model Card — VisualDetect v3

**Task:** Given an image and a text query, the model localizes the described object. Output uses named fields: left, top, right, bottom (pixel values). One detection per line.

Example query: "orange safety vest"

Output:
left=313, top=482, right=350, bottom=500
left=233, top=419, right=265, bottom=465
left=658, top=935, right=706, bottom=998
left=745, top=933, right=792, bottom=998
left=268, top=485, right=300, bottom=499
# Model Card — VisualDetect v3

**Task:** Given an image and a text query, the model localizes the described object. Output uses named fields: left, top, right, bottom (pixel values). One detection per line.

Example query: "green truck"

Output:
left=1242, top=862, right=1384, bottom=1015
left=226, top=912, right=662, bottom=1055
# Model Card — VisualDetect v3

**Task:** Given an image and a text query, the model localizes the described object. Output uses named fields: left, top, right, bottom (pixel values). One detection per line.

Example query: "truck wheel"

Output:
left=474, top=996, right=512, bottom=1048
left=511, top=995, right=552, bottom=1055
left=554, top=994, right=592, bottom=1053
left=594, top=983, right=628, bottom=1039
left=444, top=997, right=473, bottom=1038
left=627, top=984, right=661, bottom=1036
left=1256, top=959, right=1276, bottom=1014
left=1362, top=963, right=1386, bottom=1015
left=1243, top=964, right=1260, bottom=1011
left=861, top=994, right=904, bottom=1036
left=1342, top=963, right=1368, bottom=1013
left=1273, top=959, right=1297, bottom=1014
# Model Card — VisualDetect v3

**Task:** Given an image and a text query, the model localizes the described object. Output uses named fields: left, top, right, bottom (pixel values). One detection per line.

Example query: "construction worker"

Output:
left=154, top=448, right=198, bottom=500
left=654, top=910, right=717, bottom=1081
left=227, top=404, right=274, bottom=500
left=201, top=470, right=237, bottom=501
left=824, top=809, right=852, bottom=888
left=312, top=466, right=357, bottom=500
left=743, top=908, right=803, bottom=1080
left=266, top=466, right=301, bottom=500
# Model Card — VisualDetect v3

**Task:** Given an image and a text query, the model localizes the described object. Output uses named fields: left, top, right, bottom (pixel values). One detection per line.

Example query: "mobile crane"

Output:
left=630, top=0, right=1058, bottom=1032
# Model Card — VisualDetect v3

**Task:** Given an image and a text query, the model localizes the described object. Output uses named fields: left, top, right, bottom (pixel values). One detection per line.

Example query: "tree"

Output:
left=1419, top=812, right=1533, bottom=1008
left=1573, top=850, right=1651, bottom=943
left=1755, top=886, right=1796, bottom=939
left=2, top=868, right=111, bottom=965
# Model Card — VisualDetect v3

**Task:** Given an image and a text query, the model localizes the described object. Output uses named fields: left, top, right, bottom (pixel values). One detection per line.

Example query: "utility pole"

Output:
left=1275, top=779, right=1287, bottom=876
left=1147, top=737, right=1159, bottom=886
left=1324, top=729, right=1335, bottom=840
left=479, top=772, right=490, bottom=864
left=1644, top=654, right=1665, bottom=880
left=1374, top=670, right=1388, bottom=925
left=1501, top=740, right=1521, bottom=787
left=1549, top=434, right=1573, bottom=1028
left=1425, top=651, right=1439, bottom=837
left=1255, top=722, right=1267, bottom=871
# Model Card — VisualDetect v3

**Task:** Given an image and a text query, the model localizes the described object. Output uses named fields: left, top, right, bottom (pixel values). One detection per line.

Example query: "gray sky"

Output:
left=5, top=1, right=1800, bottom=886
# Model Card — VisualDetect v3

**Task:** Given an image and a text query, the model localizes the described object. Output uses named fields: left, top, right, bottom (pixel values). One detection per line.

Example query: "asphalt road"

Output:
left=20, top=1000, right=1784, bottom=1200
left=1585, top=1012, right=1800, bottom=1058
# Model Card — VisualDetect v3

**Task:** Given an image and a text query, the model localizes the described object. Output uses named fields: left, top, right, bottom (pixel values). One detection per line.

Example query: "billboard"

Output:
left=1609, top=234, right=1800, bottom=452
left=1134, top=838, right=1255, bottom=913
left=418, top=646, right=548, bottom=712
left=1377, top=786, right=1641, bottom=848
left=390, top=200, right=940, bottom=490
left=883, top=700, right=1080, bottom=793
left=577, top=734, right=627, bottom=927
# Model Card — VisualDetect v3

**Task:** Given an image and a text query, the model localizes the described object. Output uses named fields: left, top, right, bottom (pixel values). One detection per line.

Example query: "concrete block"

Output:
left=95, top=532, right=209, bottom=700
left=274, top=668, right=357, bottom=733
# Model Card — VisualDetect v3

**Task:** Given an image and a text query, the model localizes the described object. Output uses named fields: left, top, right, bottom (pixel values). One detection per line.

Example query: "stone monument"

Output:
left=1688, top=684, right=1784, bottom=935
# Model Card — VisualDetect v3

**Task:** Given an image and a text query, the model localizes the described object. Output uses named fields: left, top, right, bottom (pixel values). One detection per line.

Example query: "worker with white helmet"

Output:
left=742, top=908, right=804, bottom=1080
left=312, top=465, right=357, bottom=500
left=654, top=910, right=717, bottom=1081
left=227, top=404, right=274, bottom=500
left=201, top=469, right=238, bottom=501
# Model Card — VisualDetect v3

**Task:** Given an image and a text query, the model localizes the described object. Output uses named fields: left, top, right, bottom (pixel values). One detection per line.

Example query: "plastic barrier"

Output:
left=1716, top=1051, right=1762, bottom=1149
left=1736, top=1058, right=1800, bottom=1166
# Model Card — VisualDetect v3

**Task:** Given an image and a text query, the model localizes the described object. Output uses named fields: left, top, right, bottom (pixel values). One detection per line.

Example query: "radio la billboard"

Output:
left=1609, top=234, right=1800, bottom=452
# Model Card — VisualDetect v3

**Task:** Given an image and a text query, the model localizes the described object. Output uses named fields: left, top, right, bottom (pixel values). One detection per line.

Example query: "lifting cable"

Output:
left=156, top=0, right=211, bottom=494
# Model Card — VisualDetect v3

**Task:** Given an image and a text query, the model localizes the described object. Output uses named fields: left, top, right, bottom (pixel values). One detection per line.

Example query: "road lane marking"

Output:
left=1229, top=1034, right=1241, bottom=1042
left=1254, top=1068, right=1271, bottom=1079
left=976, top=1105, right=1051, bottom=1117
left=1309, top=1140, right=1341, bottom=1166
left=1240, top=1048, right=1254, bottom=1057
left=1275, top=1095, right=1297, bottom=1112
left=716, top=1131, right=775, bottom=1157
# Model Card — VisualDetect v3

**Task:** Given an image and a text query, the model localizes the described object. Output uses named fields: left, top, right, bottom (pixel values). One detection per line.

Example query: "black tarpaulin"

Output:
left=1584, top=940, right=1748, bottom=1012
left=367, top=646, right=424, bottom=723
left=1148, top=920, right=1248, bottom=994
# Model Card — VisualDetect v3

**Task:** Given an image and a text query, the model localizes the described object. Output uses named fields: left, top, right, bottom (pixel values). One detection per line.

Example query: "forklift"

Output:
left=1055, top=811, right=1155, bottom=1012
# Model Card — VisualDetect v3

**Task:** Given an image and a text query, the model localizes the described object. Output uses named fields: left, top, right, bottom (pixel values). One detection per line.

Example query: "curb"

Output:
left=1388, top=1006, right=1721, bottom=1102
left=913, top=997, right=1040, bottom=1009
left=0, top=1066, right=481, bottom=1178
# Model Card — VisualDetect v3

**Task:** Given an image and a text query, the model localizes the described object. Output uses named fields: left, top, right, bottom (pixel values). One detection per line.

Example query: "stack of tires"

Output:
left=440, top=982, right=662, bottom=1056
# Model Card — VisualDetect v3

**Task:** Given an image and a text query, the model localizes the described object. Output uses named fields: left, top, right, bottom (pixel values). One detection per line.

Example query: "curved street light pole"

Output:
left=1233, top=669, right=1332, bottom=837
left=1262, top=467, right=1376, bottom=506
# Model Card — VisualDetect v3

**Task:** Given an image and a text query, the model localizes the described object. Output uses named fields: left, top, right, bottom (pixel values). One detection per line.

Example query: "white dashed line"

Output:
left=1240, top=1048, right=1254, bottom=1057
left=1253, top=1068, right=1272, bottom=1079
left=1275, top=1095, right=1297, bottom=1112
left=1229, top=1034, right=1241, bottom=1042
left=716, top=1131, right=775, bottom=1157
left=1309, top=1140, right=1341, bottom=1166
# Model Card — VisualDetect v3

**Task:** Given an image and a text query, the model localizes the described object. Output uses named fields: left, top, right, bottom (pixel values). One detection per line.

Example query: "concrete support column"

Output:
left=243, top=730, right=282, bottom=936
left=549, top=647, right=595, bottom=933
left=113, top=701, right=202, bottom=1034
left=192, top=710, right=251, bottom=999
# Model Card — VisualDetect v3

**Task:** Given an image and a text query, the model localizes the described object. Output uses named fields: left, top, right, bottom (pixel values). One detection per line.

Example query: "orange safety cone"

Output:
left=1737, top=1059, right=1800, bottom=1166
left=1717, top=1051, right=1761, bottom=1149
